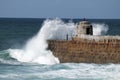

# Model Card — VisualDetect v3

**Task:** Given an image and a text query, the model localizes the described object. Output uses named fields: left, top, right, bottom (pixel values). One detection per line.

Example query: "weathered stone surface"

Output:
left=47, top=39, right=120, bottom=63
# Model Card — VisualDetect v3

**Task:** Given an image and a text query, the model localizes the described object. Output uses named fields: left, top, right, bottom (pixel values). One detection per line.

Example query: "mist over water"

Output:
left=8, top=19, right=109, bottom=65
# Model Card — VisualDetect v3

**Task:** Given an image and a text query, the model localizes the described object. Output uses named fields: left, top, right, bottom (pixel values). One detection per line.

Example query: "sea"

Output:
left=0, top=18, right=120, bottom=80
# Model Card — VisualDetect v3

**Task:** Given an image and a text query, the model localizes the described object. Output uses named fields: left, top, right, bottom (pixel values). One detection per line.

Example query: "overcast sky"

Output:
left=0, top=0, right=120, bottom=19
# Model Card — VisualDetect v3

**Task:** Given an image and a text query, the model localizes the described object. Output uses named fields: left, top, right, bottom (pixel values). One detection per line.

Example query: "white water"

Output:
left=92, top=23, right=109, bottom=35
left=8, top=19, right=109, bottom=65
left=1, top=63, right=120, bottom=80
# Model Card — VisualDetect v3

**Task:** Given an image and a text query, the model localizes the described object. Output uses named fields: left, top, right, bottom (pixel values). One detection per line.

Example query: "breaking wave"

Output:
left=8, top=18, right=75, bottom=65
left=6, top=18, right=109, bottom=65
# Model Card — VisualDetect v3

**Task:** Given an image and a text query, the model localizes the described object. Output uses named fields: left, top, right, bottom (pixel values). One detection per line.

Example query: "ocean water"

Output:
left=0, top=18, right=120, bottom=80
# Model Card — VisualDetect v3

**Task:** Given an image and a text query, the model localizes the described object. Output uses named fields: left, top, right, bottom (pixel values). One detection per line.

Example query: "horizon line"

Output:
left=0, top=17, right=120, bottom=20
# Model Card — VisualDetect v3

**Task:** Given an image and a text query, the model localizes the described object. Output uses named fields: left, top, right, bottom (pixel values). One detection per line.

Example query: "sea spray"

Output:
left=8, top=19, right=109, bottom=65
left=42, top=18, right=76, bottom=40
left=92, top=23, right=109, bottom=35
left=8, top=18, right=75, bottom=65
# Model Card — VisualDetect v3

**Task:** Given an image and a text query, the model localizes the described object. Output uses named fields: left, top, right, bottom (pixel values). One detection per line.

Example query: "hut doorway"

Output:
left=86, top=28, right=90, bottom=35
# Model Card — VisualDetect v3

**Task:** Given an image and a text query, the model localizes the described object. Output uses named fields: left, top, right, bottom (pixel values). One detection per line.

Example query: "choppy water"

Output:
left=0, top=18, right=120, bottom=80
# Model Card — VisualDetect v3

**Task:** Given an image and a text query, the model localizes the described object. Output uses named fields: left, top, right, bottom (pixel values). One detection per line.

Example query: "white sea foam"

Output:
left=1, top=63, right=120, bottom=80
left=40, top=63, right=120, bottom=80
left=8, top=19, right=109, bottom=65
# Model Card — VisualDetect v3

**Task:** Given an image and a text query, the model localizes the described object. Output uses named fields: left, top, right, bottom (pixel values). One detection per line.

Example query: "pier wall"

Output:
left=47, top=39, right=120, bottom=63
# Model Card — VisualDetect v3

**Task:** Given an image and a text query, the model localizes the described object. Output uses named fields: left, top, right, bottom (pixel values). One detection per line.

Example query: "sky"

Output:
left=0, top=0, right=120, bottom=19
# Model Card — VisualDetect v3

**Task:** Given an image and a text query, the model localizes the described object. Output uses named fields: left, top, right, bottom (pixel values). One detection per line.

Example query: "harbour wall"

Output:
left=47, top=38, right=120, bottom=63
